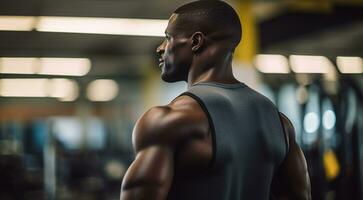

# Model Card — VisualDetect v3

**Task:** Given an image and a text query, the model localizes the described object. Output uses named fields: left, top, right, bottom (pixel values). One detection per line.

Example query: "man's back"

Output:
left=121, top=81, right=311, bottom=200
left=167, top=82, right=286, bottom=200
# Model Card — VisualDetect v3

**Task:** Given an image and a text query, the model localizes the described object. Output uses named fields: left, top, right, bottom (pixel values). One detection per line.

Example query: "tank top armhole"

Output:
left=277, top=111, right=290, bottom=159
left=178, top=92, right=217, bottom=170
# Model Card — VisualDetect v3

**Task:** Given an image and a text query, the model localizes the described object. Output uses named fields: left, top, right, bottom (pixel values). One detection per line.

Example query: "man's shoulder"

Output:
left=132, top=95, right=209, bottom=152
left=241, top=86, right=278, bottom=111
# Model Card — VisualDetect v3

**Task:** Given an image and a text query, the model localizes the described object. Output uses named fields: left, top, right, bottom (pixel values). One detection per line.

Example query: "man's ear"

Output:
left=191, top=32, right=205, bottom=52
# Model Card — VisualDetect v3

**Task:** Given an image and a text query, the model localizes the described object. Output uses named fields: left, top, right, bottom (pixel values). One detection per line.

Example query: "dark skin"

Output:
left=120, top=13, right=311, bottom=200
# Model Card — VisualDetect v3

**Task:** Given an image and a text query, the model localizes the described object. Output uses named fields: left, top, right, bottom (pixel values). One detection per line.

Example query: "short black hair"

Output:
left=173, top=0, right=242, bottom=49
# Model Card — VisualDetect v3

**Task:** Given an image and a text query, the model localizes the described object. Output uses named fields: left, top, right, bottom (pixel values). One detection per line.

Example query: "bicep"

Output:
left=121, top=145, right=174, bottom=200
left=272, top=114, right=311, bottom=200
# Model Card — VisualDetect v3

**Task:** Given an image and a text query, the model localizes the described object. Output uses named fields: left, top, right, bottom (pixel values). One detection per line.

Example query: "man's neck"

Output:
left=186, top=62, right=239, bottom=88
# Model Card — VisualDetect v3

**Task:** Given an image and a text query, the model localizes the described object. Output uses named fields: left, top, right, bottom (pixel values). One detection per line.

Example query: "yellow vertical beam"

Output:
left=233, top=0, right=258, bottom=64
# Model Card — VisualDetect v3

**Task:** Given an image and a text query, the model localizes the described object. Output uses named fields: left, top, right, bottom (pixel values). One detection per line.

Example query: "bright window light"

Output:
left=39, top=58, right=91, bottom=76
left=254, top=54, right=290, bottom=73
left=0, top=78, right=49, bottom=97
left=87, top=79, right=119, bottom=102
left=36, top=16, right=168, bottom=37
left=336, top=56, right=363, bottom=74
left=52, top=117, right=83, bottom=149
left=0, top=16, right=36, bottom=31
left=304, top=112, right=320, bottom=133
left=290, top=55, right=334, bottom=73
left=0, top=57, right=38, bottom=74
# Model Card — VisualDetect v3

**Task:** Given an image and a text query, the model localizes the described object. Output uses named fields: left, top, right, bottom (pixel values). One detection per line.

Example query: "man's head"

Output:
left=156, top=0, right=242, bottom=82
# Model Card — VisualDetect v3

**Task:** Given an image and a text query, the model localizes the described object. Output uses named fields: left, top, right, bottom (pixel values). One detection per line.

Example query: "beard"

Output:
left=160, top=61, right=189, bottom=83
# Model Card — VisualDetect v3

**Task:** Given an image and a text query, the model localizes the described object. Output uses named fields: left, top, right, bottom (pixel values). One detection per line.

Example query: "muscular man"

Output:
left=120, top=1, right=311, bottom=199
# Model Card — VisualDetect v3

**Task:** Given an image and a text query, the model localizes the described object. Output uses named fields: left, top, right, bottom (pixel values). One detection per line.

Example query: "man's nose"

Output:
left=156, top=40, right=166, bottom=54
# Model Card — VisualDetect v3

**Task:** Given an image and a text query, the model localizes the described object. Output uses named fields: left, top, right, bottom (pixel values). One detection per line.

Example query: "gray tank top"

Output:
left=167, top=82, right=287, bottom=200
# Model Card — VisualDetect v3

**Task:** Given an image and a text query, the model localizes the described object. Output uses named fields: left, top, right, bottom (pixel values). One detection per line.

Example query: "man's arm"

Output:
left=120, top=107, right=175, bottom=200
left=271, top=113, right=312, bottom=200
left=120, top=95, right=211, bottom=200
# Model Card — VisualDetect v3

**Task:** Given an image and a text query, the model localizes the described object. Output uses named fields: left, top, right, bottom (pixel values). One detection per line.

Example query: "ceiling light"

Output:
left=48, top=78, right=79, bottom=101
left=0, top=79, right=49, bottom=97
left=87, top=79, right=119, bottom=102
left=0, top=57, right=39, bottom=74
left=336, top=56, right=363, bottom=74
left=0, top=78, right=79, bottom=101
left=36, top=16, right=168, bottom=37
left=0, top=16, right=36, bottom=31
left=0, top=57, right=91, bottom=76
left=254, top=54, right=290, bottom=73
left=290, top=55, right=334, bottom=73
left=39, top=58, right=91, bottom=76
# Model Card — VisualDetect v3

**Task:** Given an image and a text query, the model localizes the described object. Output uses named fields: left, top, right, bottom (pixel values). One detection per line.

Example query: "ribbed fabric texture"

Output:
left=167, top=82, right=286, bottom=200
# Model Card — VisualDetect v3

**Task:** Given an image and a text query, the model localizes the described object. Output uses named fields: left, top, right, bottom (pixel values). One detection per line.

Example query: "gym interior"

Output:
left=0, top=0, right=362, bottom=199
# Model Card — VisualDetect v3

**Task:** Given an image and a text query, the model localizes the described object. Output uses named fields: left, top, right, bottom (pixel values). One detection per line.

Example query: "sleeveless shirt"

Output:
left=167, top=82, right=287, bottom=200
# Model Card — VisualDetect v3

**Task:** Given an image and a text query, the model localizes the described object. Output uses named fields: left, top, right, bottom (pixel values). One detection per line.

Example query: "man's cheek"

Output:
left=166, top=53, right=175, bottom=64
